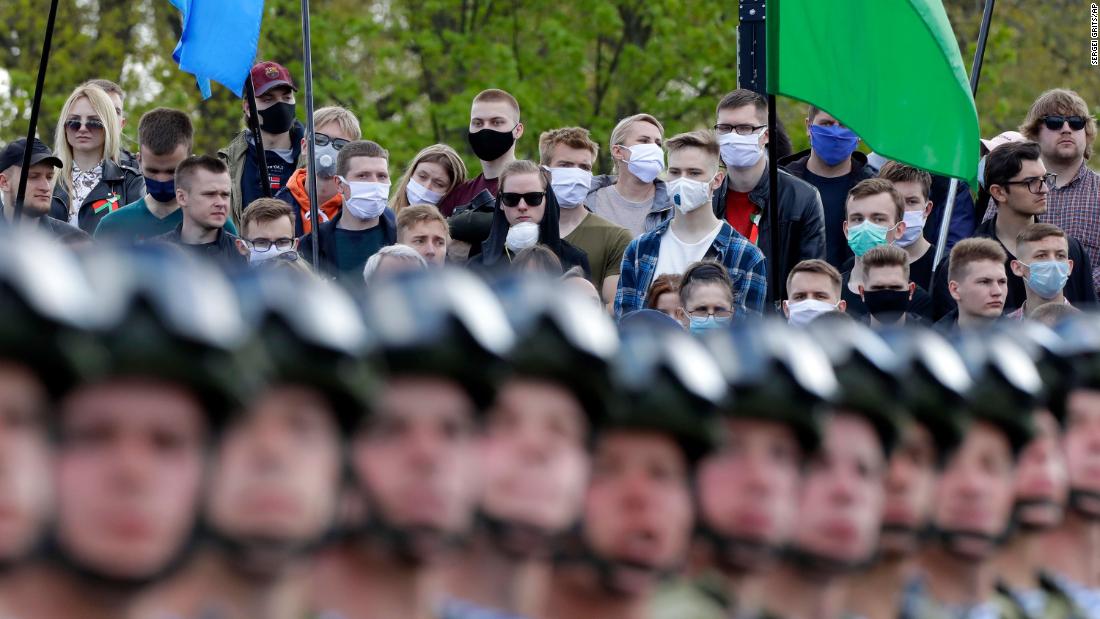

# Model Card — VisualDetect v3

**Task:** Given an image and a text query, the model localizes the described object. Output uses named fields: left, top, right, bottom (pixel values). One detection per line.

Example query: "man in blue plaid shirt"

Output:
left=615, top=130, right=767, bottom=318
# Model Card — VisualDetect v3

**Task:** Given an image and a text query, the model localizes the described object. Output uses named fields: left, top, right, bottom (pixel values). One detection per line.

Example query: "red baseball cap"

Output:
left=250, top=61, right=297, bottom=96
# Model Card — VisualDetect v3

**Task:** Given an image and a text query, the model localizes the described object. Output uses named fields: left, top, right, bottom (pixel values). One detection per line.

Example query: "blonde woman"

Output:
left=51, top=84, right=144, bottom=234
left=388, top=144, right=467, bottom=215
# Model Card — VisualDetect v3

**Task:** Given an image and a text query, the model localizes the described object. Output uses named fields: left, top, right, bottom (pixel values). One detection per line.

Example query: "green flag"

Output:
left=767, top=0, right=979, bottom=182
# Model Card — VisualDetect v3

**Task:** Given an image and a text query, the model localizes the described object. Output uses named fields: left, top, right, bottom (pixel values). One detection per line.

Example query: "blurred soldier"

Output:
left=532, top=326, right=726, bottom=619
left=760, top=318, right=903, bottom=619
left=310, top=270, right=514, bottom=619
left=0, top=234, right=97, bottom=615
left=443, top=276, right=619, bottom=616
left=688, top=320, right=836, bottom=618
left=133, top=271, right=374, bottom=619
left=1, top=246, right=253, bottom=619
left=848, top=326, right=971, bottom=619
left=909, top=333, right=1041, bottom=617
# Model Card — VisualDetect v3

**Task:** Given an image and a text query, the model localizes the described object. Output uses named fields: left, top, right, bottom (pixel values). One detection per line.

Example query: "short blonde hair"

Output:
left=55, top=84, right=122, bottom=200
left=609, top=113, right=664, bottom=151
left=786, top=259, right=841, bottom=298
left=389, top=144, right=468, bottom=214
left=313, top=106, right=361, bottom=140
left=538, top=127, right=599, bottom=166
left=397, top=204, right=450, bottom=241
left=499, top=160, right=550, bottom=194
left=860, top=245, right=910, bottom=282
left=948, top=238, right=1007, bottom=283
left=473, top=89, right=521, bottom=122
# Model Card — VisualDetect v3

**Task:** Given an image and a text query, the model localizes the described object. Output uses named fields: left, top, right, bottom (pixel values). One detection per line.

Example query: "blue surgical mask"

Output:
left=847, top=221, right=892, bottom=258
left=688, top=314, right=731, bottom=335
left=1023, top=260, right=1071, bottom=300
left=144, top=177, right=176, bottom=203
left=809, top=124, right=859, bottom=166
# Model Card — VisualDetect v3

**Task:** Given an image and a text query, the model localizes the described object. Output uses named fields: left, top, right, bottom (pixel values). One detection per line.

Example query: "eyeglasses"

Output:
left=687, top=307, right=733, bottom=319
left=65, top=118, right=105, bottom=132
left=1042, top=115, right=1088, bottom=131
left=314, top=132, right=349, bottom=150
left=1003, top=173, right=1057, bottom=194
left=500, top=192, right=546, bottom=207
left=714, top=123, right=767, bottom=136
left=246, top=237, right=297, bottom=252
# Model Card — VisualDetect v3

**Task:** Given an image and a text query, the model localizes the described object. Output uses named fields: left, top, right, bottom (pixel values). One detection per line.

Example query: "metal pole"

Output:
left=244, top=77, right=273, bottom=199
left=737, top=0, right=767, bottom=94
left=931, top=0, right=995, bottom=273
left=767, top=94, right=781, bottom=305
left=14, top=0, right=60, bottom=223
left=301, top=0, right=320, bottom=267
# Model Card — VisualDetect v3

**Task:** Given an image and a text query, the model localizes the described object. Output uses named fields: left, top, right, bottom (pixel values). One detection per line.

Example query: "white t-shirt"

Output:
left=654, top=221, right=722, bottom=277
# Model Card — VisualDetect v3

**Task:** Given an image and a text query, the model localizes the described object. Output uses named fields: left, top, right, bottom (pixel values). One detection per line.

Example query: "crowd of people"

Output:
left=1, top=58, right=1100, bottom=619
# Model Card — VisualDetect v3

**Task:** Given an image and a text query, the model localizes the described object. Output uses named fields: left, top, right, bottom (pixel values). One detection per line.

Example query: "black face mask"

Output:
left=863, top=289, right=911, bottom=322
left=258, top=101, right=296, bottom=134
left=468, top=127, right=516, bottom=162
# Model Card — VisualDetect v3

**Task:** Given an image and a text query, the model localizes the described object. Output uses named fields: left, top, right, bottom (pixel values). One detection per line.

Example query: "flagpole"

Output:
left=931, top=0, right=995, bottom=275
left=765, top=0, right=781, bottom=307
left=13, top=0, right=60, bottom=223
left=301, top=0, right=320, bottom=267
left=245, top=76, right=273, bottom=199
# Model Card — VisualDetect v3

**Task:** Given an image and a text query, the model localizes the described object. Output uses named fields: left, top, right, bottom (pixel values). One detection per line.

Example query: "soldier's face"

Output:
left=880, top=422, right=938, bottom=556
left=54, top=379, right=206, bottom=580
left=208, top=385, right=342, bottom=545
left=583, top=431, right=693, bottom=595
left=0, top=363, right=52, bottom=566
left=792, top=413, right=886, bottom=565
left=1013, top=410, right=1067, bottom=529
left=353, top=376, right=480, bottom=547
left=933, top=421, right=1015, bottom=557
left=480, top=379, right=590, bottom=533
left=697, top=419, right=802, bottom=551
left=1063, top=389, right=1100, bottom=503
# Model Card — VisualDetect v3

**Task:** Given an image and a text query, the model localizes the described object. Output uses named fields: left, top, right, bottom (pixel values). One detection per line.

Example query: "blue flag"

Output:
left=170, top=0, right=264, bottom=99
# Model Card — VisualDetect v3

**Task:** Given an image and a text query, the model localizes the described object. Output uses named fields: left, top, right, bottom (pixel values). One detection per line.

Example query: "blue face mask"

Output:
left=1023, top=260, right=1071, bottom=300
left=144, top=176, right=176, bottom=203
left=809, top=124, right=860, bottom=166
left=688, top=314, right=732, bottom=335
left=847, top=221, right=892, bottom=258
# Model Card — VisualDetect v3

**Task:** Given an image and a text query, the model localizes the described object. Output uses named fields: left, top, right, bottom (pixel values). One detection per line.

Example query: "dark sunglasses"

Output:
left=65, top=118, right=105, bottom=132
left=314, top=132, right=349, bottom=150
left=1042, top=115, right=1088, bottom=131
left=500, top=191, right=545, bottom=207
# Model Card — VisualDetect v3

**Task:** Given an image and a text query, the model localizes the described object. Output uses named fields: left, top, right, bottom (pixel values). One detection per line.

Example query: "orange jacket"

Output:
left=287, top=168, right=343, bottom=235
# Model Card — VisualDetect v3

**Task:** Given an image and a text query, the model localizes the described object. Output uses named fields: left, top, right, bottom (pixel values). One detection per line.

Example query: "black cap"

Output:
left=0, top=138, right=62, bottom=172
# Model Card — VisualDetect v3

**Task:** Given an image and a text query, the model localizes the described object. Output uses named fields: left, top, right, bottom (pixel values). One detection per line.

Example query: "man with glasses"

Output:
left=275, top=106, right=362, bottom=236
left=934, top=141, right=1096, bottom=314
left=710, top=89, right=826, bottom=302
left=615, top=130, right=766, bottom=318
left=234, top=198, right=300, bottom=264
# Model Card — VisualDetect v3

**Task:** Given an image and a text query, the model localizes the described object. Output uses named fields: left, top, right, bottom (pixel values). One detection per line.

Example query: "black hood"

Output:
left=479, top=178, right=565, bottom=268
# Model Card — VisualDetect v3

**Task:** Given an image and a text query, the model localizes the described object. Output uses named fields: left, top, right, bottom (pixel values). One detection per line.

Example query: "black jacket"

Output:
left=151, top=224, right=247, bottom=271
left=448, top=189, right=498, bottom=260
left=299, top=209, right=398, bottom=278
left=471, top=187, right=590, bottom=276
left=711, top=164, right=826, bottom=302
left=50, top=159, right=145, bottom=235
left=930, top=214, right=1098, bottom=319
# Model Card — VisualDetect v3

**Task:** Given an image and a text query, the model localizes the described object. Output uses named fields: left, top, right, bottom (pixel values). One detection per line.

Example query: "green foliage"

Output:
left=2, top=0, right=1098, bottom=175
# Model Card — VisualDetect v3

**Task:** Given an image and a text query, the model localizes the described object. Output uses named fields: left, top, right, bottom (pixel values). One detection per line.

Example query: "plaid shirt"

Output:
left=985, top=163, right=1100, bottom=293
left=614, top=218, right=767, bottom=318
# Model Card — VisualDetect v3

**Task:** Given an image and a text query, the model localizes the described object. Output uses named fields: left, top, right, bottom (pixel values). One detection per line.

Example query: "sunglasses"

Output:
left=314, top=132, right=349, bottom=150
left=500, top=191, right=545, bottom=207
left=65, top=118, right=105, bottom=132
left=1042, top=115, right=1088, bottom=131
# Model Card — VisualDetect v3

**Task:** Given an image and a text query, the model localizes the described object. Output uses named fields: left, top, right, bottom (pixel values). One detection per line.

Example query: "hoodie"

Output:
left=471, top=187, right=590, bottom=276
left=277, top=167, right=343, bottom=236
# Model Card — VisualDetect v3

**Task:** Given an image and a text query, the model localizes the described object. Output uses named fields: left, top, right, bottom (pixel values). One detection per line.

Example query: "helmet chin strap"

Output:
left=476, top=511, right=560, bottom=562
left=695, top=523, right=779, bottom=574
left=1012, top=498, right=1066, bottom=533
left=931, top=525, right=1009, bottom=561
left=203, top=520, right=336, bottom=581
left=782, top=545, right=870, bottom=580
left=876, top=522, right=934, bottom=559
left=1067, top=489, right=1100, bottom=520
left=552, top=524, right=679, bottom=597
left=352, top=481, right=468, bottom=567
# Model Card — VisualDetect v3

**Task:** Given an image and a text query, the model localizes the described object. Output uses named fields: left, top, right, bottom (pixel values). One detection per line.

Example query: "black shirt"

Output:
left=802, top=168, right=858, bottom=269
left=841, top=270, right=935, bottom=320
left=334, top=225, right=386, bottom=279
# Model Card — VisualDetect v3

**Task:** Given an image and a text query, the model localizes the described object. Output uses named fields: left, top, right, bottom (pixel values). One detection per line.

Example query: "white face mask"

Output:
left=620, top=143, right=665, bottom=183
left=719, top=130, right=765, bottom=168
left=342, top=177, right=390, bottom=220
left=895, top=209, right=926, bottom=248
left=405, top=178, right=443, bottom=206
left=505, top=221, right=540, bottom=252
left=786, top=299, right=838, bottom=327
left=249, top=245, right=297, bottom=264
left=550, top=167, right=593, bottom=208
left=668, top=176, right=714, bottom=214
